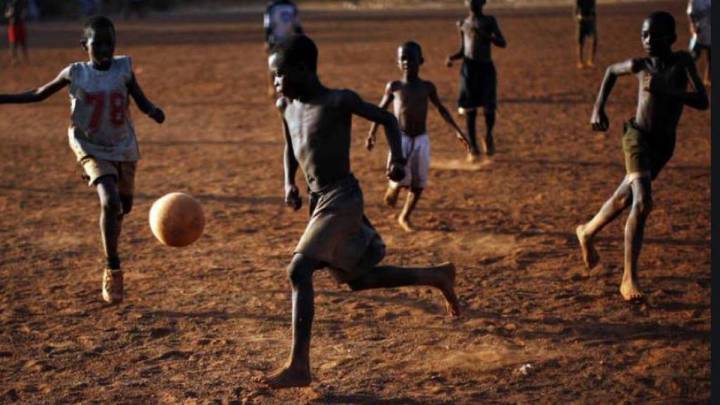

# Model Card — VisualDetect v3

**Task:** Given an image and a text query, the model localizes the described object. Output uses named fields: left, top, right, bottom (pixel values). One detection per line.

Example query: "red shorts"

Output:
left=8, top=22, right=26, bottom=44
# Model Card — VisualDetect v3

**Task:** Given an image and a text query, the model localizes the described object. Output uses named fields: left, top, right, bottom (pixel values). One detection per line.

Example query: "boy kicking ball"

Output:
left=262, top=35, right=460, bottom=389
left=0, top=16, right=165, bottom=304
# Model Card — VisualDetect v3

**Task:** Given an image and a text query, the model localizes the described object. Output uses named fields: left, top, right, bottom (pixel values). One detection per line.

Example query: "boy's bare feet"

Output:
left=576, top=225, right=599, bottom=270
left=101, top=268, right=123, bottom=304
left=259, top=364, right=312, bottom=389
left=466, top=152, right=480, bottom=163
left=577, top=61, right=586, bottom=69
left=436, top=262, right=461, bottom=317
left=384, top=187, right=400, bottom=207
left=620, top=276, right=644, bottom=301
left=586, top=60, right=595, bottom=68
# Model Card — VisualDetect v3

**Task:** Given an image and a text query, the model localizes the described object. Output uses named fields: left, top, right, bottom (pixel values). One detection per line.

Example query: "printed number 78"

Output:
left=85, top=92, right=127, bottom=130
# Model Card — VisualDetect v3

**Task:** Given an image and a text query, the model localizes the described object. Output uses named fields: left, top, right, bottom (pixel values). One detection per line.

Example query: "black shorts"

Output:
left=458, top=58, right=497, bottom=110
left=577, top=19, right=596, bottom=42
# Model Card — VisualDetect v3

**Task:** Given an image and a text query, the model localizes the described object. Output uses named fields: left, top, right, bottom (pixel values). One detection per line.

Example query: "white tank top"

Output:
left=62, top=56, right=139, bottom=162
left=264, top=3, right=299, bottom=44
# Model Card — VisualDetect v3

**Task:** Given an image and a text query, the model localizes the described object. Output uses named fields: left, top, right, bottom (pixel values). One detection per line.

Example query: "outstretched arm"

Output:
left=428, top=83, right=469, bottom=151
left=0, top=70, right=69, bottom=104
left=367, top=82, right=395, bottom=151
left=127, top=73, right=165, bottom=123
left=591, top=59, right=634, bottom=131
left=343, top=90, right=405, bottom=181
left=446, top=21, right=464, bottom=66
left=490, top=17, right=507, bottom=48
left=646, top=53, right=708, bottom=110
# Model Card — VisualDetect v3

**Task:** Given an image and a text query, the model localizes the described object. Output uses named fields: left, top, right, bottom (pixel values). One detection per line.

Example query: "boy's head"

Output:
left=466, top=0, right=486, bottom=14
left=641, top=11, right=676, bottom=56
left=397, top=41, right=424, bottom=76
left=268, top=34, right=318, bottom=99
left=82, top=16, right=116, bottom=69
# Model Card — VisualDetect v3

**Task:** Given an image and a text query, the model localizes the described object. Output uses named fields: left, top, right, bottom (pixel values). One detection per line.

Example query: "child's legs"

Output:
left=96, top=176, right=123, bottom=269
left=465, top=108, right=479, bottom=154
left=581, top=176, right=633, bottom=238
left=285, top=253, right=322, bottom=370
left=622, top=176, right=652, bottom=293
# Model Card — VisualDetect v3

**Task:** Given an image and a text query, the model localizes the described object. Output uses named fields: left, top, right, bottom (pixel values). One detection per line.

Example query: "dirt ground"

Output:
left=0, top=1, right=711, bottom=403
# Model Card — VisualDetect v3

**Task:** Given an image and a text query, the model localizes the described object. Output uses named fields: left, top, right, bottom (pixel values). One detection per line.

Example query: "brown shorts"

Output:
left=80, top=157, right=137, bottom=196
left=621, top=120, right=675, bottom=180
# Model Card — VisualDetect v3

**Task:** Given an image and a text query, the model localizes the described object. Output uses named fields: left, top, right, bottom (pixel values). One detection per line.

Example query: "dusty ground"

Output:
left=0, top=1, right=710, bottom=403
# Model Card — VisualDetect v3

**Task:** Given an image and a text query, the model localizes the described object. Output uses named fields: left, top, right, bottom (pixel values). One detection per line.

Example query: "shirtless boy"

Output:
left=576, top=12, right=708, bottom=301
left=367, top=41, right=469, bottom=232
left=446, top=0, right=506, bottom=161
left=263, top=35, right=460, bottom=388
left=0, top=16, right=165, bottom=303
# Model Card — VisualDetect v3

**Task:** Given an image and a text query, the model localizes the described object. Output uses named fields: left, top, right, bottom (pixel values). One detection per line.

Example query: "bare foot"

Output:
left=466, top=152, right=480, bottom=163
left=576, top=61, right=586, bottom=69
left=576, top=225, right=599, bottom=270
left=384, top=187, right=399, bottom=207
left=258, top=365, right=311, bottom=389
left=436, top=263, right=461, bottom=317
left=620, top=277, right=644, bottom=301
left=398, top=216, right=415, bottom=232
left=586, top=60, right=595, bottom=68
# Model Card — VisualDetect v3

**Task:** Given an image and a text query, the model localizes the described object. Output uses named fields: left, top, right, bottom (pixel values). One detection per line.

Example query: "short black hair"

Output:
left=400, top=41, right=423, bottom=60
left=272, top=34, right=318, bottom=73
left=82, top=16, right=116, bottom=42
left=646, top=11, right=676, bottom=37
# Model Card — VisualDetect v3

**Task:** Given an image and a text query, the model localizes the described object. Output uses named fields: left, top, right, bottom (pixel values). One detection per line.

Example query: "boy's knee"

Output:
left=633, top=195, right=652, bottom=216
left=101, top=194, right=122, bottom=216
left=287, top=255, right=315, bottom=285
left=120, top=194, right=133, bottom=215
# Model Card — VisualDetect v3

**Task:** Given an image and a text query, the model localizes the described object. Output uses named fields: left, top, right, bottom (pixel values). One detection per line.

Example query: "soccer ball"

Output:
left=149, top=192, right=205, bottom=247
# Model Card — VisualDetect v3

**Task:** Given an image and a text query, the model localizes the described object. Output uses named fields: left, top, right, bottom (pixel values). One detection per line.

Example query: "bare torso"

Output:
left=634, top=52, right=690, bottom=135
left=461, top=15, right=495, bottom=62
left=389, top=79, right=432, bottom=137
left=281, top=89, right=353, bottom=192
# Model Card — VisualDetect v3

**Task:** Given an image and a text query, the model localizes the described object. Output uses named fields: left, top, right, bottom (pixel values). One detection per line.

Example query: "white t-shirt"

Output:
left=688, top=0, right=711, bottom=45
left=61, top=56, right=139, bottom=162
left=264, top=2, right=300, bottom=44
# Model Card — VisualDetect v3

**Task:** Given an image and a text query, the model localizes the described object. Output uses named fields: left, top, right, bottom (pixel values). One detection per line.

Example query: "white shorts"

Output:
left=388, top=133, right=430, bottom=189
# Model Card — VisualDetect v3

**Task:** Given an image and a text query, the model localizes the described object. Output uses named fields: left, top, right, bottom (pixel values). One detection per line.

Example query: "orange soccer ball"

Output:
left=149, top=192, right=205, bottom=247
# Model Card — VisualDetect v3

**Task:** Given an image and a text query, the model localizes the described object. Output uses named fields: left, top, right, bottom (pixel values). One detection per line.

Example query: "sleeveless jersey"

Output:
left=61, top=56, right=138, bottom=162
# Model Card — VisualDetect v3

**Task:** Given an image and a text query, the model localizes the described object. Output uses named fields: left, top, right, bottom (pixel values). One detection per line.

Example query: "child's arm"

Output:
left=342, top=90, right=405, bottom=182
left=490, top=17, right=507, bottom=48
left=127, top=73, right=165, bottom=124
left=0, top=70, right=69, bottom=104
left=591, top=59, right=636, bottom=131
left=645, top=53, right=708, bottom=110
left=367, top=82, right=395, bottom=151
left=279, top=100, right=302, bottom=211
left=427, top=82, right=469, bottom=151
left=446, top=21, right=464, bottom=67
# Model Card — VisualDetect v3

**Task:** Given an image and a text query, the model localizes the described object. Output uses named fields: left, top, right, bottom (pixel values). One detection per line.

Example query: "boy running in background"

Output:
left=367, top=41, right=469, bottom=232
left=576, top=12, right=708, bottom=301
left=575, top=0, right=597, bottom=68
left=5, top=0, right=29, bottom=65
left=0, top=16, right=165, bottom=304
left=263, top=35, right=460, bottom=388
left=446, top=0, right=506, bottom=162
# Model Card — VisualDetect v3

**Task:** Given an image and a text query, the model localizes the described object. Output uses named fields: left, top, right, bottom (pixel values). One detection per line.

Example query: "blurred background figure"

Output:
left=124, top=0, right=147, bottom=20
left=77, top=0, right=101, bottom=16
left=5, top=0, right=30, bottom=65
left=263, top=0, right=303, bottom=96
left=687, top=0, right=711, bottom=86
left=26, top=0, right=38, bottom=20
left=574, top=0, right=597, bottom=69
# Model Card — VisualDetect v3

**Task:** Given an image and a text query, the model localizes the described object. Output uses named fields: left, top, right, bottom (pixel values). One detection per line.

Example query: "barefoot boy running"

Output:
left=264, top=35, right=460, bottom=388
left=0, top=16, right=165, bottom=304
left=446, top=0, right=506, bottom=161
left=367, top=41, right=469, bottom=232
left=576, top=11, right=708, bottom=301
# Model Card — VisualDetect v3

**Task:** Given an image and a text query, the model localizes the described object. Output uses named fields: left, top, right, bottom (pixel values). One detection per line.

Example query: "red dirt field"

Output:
left=0, top=1, right=710, bottom=403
